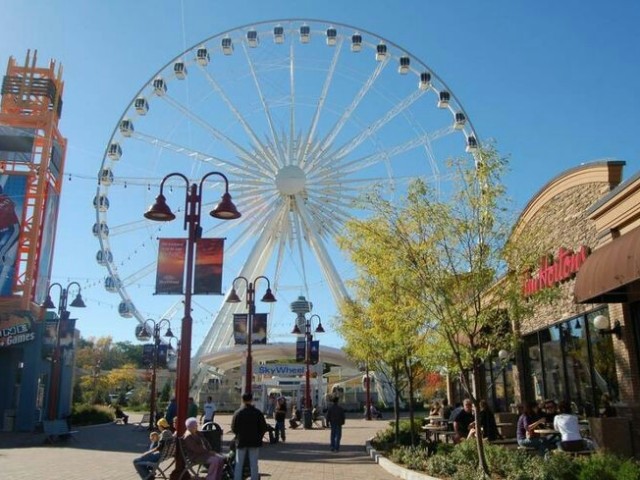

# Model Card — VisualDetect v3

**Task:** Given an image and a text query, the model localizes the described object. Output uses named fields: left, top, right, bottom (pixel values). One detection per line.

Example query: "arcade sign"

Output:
left=0, top=311, right=35, bottom=348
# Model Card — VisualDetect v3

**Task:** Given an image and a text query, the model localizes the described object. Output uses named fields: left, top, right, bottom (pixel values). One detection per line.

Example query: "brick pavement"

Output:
left=0, top=412, right=401, bottom=480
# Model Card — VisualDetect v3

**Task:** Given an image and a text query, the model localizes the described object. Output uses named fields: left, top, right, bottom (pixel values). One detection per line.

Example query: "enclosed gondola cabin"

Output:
left=419, top=72, right=431, bottom=90
left=96, top=249, right=113, bottom=266
left=93, top=195, right=110, bottom=212
left=326, top=28, right=337, bottom=46
left=104, top=276, right=121, bottom=293
left=375, top=43, right=387, bottom=61
left=99, top=168, right=114, bottom=186
left=196, top=46, right=210, bottom=66
left=437, top=91, right=450, bottom=108
left=174, top=61, right=187, bottom=80
left=274, top=26, right=285, bottom=44
left=118, top=301, right=135, bottom=318
left=454, top=112, right=466, bottom=130
left=134, top=97, right=149, bottom=115
left=92, top=222, right=109, bottom=238
left=221, top=37, right=233, bottom=55
left=466, top=135, right=478, bottom=153
left=247, top=30, right=259, bottom=47
left=398, top=56, right=410, bottom=74
left=152, top=77, right=167, bottom=96
left=351, top=33, right=362, bottom=52
left=119, top=119, right=134, bottom=137
left=300, top=25, right=311, bottom=43
left=107, top=142, right=122, bottom=160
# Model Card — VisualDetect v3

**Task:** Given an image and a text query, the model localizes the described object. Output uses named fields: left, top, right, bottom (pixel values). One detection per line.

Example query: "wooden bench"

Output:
left=134, top=413, right=152, bottom=430
left=43, top=419, right=78, bottom=444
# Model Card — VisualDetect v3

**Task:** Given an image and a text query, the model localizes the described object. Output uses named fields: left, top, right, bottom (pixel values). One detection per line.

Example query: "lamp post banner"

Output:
left=233, top=313, right=268, bottom=344
left=194, top=238, right=224, bottom=294
left=155, top=238, right=186, bottom=294
left=296, top=339, right=305, bottom=362
left=310, top=340, right=319, bottom=364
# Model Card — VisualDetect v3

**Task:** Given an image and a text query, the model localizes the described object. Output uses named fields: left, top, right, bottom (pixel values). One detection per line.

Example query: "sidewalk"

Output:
left=0, top=412, right=400, bottom=480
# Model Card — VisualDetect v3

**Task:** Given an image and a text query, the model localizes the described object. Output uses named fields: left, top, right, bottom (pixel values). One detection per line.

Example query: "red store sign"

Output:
left=522, top=246, right=590, bottom=297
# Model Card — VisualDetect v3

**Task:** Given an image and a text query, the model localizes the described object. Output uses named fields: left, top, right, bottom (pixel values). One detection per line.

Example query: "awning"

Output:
left=574, top=227, right=640, bottom=303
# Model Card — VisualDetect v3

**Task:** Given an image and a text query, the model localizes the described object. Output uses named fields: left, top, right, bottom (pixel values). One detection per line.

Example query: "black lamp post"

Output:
left=43, top=281, right=86, bottom=420
left=143, top=171, right=240, bottom=447
left=292, top=313, right=324, bottom=429
left=226, top=276, right=276, bottom=395
left=137, top=318, right=174, bottom=430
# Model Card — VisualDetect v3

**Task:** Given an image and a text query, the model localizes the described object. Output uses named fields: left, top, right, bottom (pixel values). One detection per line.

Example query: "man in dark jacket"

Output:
left=325, top=396, right=346, bottom=452
left=231, top=392, right=268, bottom=480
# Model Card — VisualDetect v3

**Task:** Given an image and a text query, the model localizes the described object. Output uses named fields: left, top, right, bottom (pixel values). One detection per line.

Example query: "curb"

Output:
left=365, top=441, right=442, bottom=480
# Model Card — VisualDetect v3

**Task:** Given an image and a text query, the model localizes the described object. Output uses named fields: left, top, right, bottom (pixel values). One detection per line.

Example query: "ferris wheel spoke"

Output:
left=320, top=88, right=427, bottom=168
left=288, top=42, right=296, bottom=164
left=241, top=42, right=283, bottom=167
left=160, top=94, right=275, bottom=176
left=107, top=218, right=156, bottom=237
left=131, top=131, right=245, bottom=171
left=305, top=197, right=352, bottom=235
left=294, top=194, right=349, bottom=302
left=300, top=38, right=344, bottom=167
left=119, top=262, right=156, bottom=289
left=197, top=66, right=280, bottom=170
left=308, top=57, right=390, bottom=170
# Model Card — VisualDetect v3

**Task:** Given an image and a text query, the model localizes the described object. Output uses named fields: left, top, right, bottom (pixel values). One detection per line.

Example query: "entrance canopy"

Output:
left=574, top=227, right=640, bottom=303
left=198, top=342, right=357, bottom=372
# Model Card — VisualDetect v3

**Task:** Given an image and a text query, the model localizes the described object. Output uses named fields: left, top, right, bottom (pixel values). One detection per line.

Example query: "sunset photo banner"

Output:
left=155, top=238, right=186, bottom=294
left=194, top=238, right=225, bottom=294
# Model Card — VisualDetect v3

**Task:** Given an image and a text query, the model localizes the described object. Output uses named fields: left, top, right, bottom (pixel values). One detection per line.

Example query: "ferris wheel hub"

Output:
left=275, top=165, right=307, bottom=195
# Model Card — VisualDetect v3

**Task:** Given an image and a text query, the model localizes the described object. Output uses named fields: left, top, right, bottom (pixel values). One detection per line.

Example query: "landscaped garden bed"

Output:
left=371, top=420, right=640, bottom=480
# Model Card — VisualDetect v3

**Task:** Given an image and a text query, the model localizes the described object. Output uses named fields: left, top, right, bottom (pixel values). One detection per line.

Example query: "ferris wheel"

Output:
left=94, top=19, right=479, bottom=358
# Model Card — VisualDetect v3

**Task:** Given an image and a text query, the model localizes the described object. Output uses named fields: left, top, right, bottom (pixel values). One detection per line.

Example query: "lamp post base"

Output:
left=303, top=408, right=313, bottom=429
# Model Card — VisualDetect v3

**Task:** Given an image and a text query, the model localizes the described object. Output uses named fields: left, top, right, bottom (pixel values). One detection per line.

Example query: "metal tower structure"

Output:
left=0, top=50, right=66, bottom=312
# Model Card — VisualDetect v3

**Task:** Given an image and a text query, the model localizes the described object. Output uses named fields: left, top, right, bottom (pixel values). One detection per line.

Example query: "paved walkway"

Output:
left=0, top=412, right=400, bottom=480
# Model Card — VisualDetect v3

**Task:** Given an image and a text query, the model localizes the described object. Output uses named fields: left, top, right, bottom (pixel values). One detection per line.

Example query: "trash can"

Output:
left=202, top=422, right=223, bottom=452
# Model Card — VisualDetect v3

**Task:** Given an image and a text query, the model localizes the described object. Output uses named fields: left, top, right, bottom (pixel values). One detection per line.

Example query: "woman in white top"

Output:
left=553, top=401, right=595, bottom=452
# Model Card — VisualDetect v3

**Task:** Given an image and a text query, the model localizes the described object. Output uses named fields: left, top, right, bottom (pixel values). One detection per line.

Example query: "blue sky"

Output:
left=1, top=1, right=639, bottom=352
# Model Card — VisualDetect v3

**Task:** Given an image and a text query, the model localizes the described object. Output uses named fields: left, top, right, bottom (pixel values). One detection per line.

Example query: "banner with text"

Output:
left=233, top=313, right=268, bottom=345
left=155, top=238, right=186, bottom=294
left=194, top=238, right=224, bottom=294
left=295, top=339, right=320, bottom=364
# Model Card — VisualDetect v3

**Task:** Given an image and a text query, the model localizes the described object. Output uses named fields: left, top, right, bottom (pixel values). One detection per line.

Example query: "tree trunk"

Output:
left=471, top=361, right=490, bottom=476
left=393, top=365, right=401, bottom=442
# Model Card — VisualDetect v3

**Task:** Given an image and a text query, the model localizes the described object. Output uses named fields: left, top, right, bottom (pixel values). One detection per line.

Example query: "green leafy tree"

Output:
left=339, top=147, right=544, bottom=476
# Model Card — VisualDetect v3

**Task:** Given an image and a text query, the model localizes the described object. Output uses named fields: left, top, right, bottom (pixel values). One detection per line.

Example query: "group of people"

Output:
left=516, top=399, right=596, bottom=454
left=132, top=392, right=348, bottom=480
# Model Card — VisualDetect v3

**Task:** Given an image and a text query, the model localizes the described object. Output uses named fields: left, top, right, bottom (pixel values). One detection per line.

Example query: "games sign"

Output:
left=0, top=311, right=35, bottom=348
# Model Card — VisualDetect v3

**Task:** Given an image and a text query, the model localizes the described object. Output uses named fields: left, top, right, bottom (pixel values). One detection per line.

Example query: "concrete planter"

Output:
left=365, top=440, right=442, bottom=480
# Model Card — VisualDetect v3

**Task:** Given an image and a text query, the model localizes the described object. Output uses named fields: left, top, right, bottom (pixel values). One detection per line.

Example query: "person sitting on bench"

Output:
left=289, top=405, right=301, bottom=429
left=114, top=405, right=129, bottom=425
left=132, top=417, right=173, bottom=479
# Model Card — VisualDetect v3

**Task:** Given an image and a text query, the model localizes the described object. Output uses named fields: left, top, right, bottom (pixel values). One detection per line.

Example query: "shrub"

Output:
left=371, top=419, right=423, bottom=449
left=70, top=404, right=113, bottom=425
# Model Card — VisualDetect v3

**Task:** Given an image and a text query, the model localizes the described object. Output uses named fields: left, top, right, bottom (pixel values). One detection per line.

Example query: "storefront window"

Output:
left=484, top=357, right=514, bottom=412
left=521, top=308, right=617, bottom=415
left=587, top=310, right=619, bottom=406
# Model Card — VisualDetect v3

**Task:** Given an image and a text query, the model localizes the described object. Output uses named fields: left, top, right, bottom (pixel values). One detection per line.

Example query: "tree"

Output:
left=339, top=147, right=545, bottom=476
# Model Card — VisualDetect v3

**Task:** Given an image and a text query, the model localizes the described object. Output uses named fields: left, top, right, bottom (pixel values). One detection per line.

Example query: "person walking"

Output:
left=325, top=396, right=346, bottom=452
left=273, top=396, right=287, bottom=442
left=231, top=392, right=269, bottom=480
left=202, top=396, right=217, bottom=424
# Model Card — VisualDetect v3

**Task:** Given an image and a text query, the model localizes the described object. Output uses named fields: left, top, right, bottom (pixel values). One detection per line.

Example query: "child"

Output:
left=148, top=431, right=160, bottom=450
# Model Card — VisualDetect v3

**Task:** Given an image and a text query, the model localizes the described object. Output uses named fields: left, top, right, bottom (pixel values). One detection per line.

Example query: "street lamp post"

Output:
left=365, top=362, right=372, bottom=421
left=226, top=276, right=276, bottom=395
left=137, top=319, right=174, bottom=430
left=43, top=282, right=86, bottom=420
left=292, top=313, right=324, bottom=429
left=143, top=170, right=240, bottom=448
